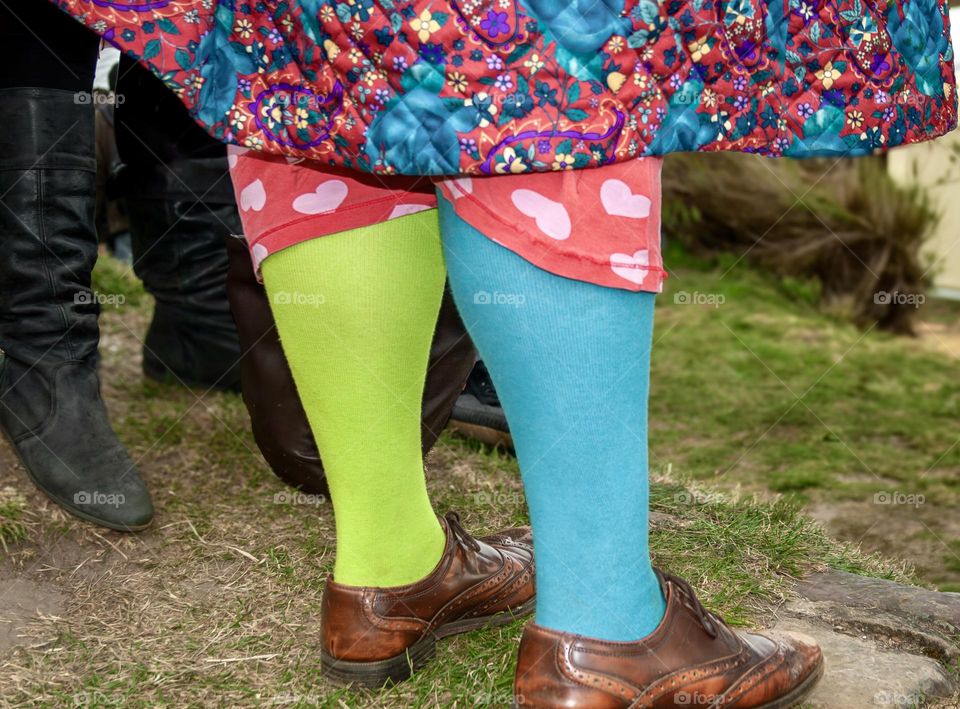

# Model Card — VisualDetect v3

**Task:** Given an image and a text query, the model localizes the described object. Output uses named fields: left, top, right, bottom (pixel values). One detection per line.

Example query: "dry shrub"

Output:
left=662, top=153, right=940, bottom=334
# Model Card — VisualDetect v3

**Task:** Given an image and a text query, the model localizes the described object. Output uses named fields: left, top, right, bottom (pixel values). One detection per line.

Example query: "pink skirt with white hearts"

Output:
left=229, top=148, right=665, bottom=293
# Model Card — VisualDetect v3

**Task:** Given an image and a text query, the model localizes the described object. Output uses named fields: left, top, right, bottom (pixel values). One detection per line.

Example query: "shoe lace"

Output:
left=444, top=511, right=481, bottom=553
left=661, top=571, right=719, bottom=639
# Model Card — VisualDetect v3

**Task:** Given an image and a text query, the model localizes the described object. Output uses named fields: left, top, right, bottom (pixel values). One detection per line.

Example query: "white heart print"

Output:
left=226, top=145, right=248, bottom=169
left=609, top=249, right=651, bottom=285
left=251, top=243, right=269, bottom=272
left=600, top=179, right=652, bottom=219
left=389, top=203, right=432, bottom=219
left=292, top=180, right=349, bottom=215
left=511, top=189, right=571, bottom=240
left=239, top=179, right=266, bottom=212
left=446, top=177, right=474, bottom=199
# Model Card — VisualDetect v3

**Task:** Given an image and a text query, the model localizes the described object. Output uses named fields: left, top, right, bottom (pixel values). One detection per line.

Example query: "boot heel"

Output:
left=320, top=634, right=436, bottom=688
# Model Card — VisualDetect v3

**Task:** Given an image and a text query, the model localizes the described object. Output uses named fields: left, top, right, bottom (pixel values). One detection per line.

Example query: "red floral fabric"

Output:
left=54, top=0, right=958, bottom=176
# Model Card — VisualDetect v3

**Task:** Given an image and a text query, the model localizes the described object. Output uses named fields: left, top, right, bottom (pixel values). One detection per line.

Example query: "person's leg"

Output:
left=225, top=232, right=476, bottom=496
left=439, top=196, right=665, bottom=641
left=0, top=0, right=153, bottom=530
left=439, top=179, right=821, bottom=709
left=114, top=55, right=243, bottom=392
left=254, top=206, right=534, bottom=687
left=229, top=150, right=534, bottom=685
left=260, top=210, right=447, bottom=586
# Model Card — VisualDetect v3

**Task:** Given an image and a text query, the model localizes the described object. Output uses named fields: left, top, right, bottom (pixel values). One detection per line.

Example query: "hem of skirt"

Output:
left=246, top=196, right=437, bottom=279
left=439, top=188, right=667, bottom=294
left=483, top=234, right=669, bottom=293
left=252, top=192, right=431, bottom=244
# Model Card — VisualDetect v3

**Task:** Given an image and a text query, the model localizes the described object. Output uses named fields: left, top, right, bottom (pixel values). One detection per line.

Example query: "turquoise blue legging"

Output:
left=439, top=195, right=666, bottom=641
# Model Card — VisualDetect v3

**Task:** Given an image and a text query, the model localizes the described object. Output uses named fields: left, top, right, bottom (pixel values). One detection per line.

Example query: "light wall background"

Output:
left=887, top=7, right=960, bottom=298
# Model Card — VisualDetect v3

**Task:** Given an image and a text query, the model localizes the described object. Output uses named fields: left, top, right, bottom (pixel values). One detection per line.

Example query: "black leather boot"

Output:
left=121, top=158, right=243, bottom=391
left=0, top=88, right=153, bottom=531
left=114, top=55, right=242, bottom=391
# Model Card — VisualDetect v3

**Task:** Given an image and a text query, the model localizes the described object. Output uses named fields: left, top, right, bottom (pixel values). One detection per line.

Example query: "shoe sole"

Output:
left=1, top=428, right=152, bottom=533
left=510, top=654, right=824, bottom=709
left=321, top=595, right=536, bottom=688
left=750, top=657, right=824, bottom=709
left=449, top=419, right=515, bottom=451
left=451, top=395, right=508, bottom=429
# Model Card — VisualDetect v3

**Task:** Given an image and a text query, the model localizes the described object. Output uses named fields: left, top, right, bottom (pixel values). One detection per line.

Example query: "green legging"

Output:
left=262, top=209, right=446, bottom=587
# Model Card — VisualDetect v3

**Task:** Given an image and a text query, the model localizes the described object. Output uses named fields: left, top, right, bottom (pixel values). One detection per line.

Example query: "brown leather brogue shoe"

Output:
left=514, top=571, right=822, bottom=709
left=321, top=511, right=535, bottom=687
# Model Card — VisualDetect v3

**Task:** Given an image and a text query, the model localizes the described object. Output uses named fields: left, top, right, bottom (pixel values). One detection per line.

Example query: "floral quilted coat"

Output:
left=56, top=0, right=957, bottom=175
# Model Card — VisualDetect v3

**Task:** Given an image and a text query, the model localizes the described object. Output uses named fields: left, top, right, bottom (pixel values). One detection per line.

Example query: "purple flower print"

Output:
left=733, top=76, right=747, bottom=92
left=480, top=10, right=510, bottom=38
left=494, top=73, right=513, bottom=91
left=537, top=139, right=551, bottom=154
left=486, top=54, right=504, bottom=71
left=797, top=102, right=814, bottom=118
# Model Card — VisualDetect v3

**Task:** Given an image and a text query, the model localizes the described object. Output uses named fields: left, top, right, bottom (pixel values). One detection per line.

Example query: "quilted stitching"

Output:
left=53, top=0, right=957, bottom=174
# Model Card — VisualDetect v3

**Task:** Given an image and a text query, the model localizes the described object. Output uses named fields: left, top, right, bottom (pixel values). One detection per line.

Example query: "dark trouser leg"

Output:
left=421, top=285, right=478, bottom=450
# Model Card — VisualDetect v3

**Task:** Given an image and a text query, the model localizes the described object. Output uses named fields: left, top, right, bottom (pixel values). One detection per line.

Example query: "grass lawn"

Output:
left=651, top=243, right=960, bottom=591
left=0, top=246, right=955, bottom=706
